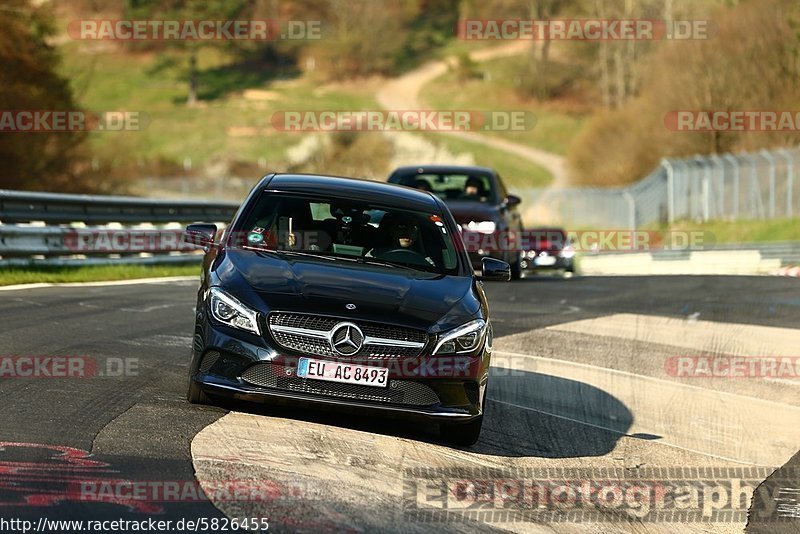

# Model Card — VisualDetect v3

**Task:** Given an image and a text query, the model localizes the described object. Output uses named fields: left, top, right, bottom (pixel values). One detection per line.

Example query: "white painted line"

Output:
left=0, top=275, right=197, bottom=291
left=546, top=313, right=800, bottom=358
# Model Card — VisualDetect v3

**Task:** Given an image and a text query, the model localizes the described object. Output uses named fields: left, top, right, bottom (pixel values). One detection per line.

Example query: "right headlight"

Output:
left=432, top=319, right=487, bottom=355
left=464, top=221, right=497, bottom=235
left=208, top=287, right=260, bottom=335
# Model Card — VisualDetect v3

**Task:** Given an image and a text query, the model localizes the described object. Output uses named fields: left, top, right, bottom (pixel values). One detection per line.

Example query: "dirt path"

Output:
left=376, top=43, right=568, bottom=187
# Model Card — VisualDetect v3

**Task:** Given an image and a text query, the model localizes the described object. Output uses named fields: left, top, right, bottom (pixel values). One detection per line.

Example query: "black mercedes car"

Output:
left=183, top=173, right=510, bottom=445
left=386, top=165, right=524, bottom=279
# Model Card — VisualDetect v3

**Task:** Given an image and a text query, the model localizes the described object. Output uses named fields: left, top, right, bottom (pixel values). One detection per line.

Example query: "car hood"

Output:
left=212, top=248, right=480, bottom=332
left=444, top=200, right=500, bottom=225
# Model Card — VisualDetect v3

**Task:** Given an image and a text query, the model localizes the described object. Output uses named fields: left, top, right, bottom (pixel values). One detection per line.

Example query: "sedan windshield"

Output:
left=395, top=173, right=497, bottom=204
left=235, top=192, right=462, bottom=275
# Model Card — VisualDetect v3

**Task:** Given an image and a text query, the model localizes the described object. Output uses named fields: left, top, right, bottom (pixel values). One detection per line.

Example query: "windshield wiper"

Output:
left=246, top=246, right=337, bottom=261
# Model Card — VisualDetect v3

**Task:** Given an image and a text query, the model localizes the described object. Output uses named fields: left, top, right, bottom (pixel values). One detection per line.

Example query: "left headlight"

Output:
left=208, top=287, right=261, bottom=335
left=432, top=319, right=487, bottom=355
left=464, top=221, right=496, bottom=235
left=559, top=244, right=576, bottom=259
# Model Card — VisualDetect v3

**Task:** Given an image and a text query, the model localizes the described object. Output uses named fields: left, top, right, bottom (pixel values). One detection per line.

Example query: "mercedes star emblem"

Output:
left=330, top=322, right=364, bottom=356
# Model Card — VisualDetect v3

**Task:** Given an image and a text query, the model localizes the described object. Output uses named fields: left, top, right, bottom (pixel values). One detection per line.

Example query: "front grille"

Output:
left=240, top=363, right=440, bottom=406
left=271, top=314, right=339, bottom=331
left=268, top=312, right=428, bottom=359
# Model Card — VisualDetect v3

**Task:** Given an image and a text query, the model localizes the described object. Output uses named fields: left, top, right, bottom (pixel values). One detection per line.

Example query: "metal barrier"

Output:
left=519, top=146, right=800, bottom=230
left=0, top=190, right=239, bottom=266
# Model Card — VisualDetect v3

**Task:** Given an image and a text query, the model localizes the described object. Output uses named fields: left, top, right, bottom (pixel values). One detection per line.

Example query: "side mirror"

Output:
left=504, top=195, right=522, bottom=208
left=183, top=223, right=217, bottom=248
left=479, top=257, right=511, bottom=282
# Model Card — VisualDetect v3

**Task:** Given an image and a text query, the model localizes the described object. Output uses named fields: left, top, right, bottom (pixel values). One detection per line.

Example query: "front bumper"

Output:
left=189, top=318, right=488, bottom=422
left=521, top=251, right=574, bottom=271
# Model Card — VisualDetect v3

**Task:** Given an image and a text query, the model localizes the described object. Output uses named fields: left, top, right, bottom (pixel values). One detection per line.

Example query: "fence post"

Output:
left=724, top=154, right=740, bottom=219
left=699, top=158, right=713, bottom=221
left=747, top=152, right=763, bottom=218
left=779, top=148, right=794, bottom=218
left=622, top=190, right=636, bottom=231
left=663, top=159, right=675, bottom=224
left=712, top=155, right=724, bottom=217
left=761, top=150, right=776, bottom=219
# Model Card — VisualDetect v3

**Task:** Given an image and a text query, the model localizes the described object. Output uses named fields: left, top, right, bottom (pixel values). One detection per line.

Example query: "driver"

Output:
left=459, top=176, right=487, bottom=201
left=366, top=215, right=434, bottom=266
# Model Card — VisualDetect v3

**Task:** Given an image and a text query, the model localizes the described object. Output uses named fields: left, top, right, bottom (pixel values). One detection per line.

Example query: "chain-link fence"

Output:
left=519, top=147, right=800, bottom=229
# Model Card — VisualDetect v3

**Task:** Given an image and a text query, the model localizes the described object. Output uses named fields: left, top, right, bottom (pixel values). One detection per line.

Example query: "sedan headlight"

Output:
left=208, top=287, right=260, bottom=335
left=559, top=244, right=576, bottom=259
left=432, top=319, right=487, bottom=355
left=464, top=221, right=496, bottom=235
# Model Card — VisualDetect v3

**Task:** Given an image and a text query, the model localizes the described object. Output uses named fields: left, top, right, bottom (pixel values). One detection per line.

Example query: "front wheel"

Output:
left=510, top=256, right=523, bottom=280
left=441, top=416, right=484, bottom=446
left=187, top=377, right=212, bottom=405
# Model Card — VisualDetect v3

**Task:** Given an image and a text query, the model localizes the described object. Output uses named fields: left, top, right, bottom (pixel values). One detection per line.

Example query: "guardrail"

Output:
left=581, top=241, right=800, bottom=276
left=0, top=189, right=239, bottom=225
left=3, top=189, right=799, bottom=272
left=0, top=189, right=239, bottom=267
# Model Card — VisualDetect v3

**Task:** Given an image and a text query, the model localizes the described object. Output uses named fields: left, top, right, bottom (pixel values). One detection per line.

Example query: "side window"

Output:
left=309, top=202, right=333, bottom=221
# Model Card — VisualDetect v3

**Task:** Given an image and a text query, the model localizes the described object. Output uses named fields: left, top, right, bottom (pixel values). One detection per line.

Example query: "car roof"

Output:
left=258, top=173, right=441, bottom=211
left=389, top=165, right=497, bottom=177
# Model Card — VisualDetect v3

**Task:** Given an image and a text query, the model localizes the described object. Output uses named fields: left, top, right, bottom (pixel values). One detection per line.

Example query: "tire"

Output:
left=510, top=258, right=523, bottom=280
left=187, top=377, right=211, bottom=405
left=441, top=416, right=484, bottom=446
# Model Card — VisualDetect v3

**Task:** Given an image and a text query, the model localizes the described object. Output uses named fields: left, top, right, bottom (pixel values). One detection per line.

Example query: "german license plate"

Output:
left=534, top=255, right=557, bottom=266
left=297, top=358, right=388, bottom=388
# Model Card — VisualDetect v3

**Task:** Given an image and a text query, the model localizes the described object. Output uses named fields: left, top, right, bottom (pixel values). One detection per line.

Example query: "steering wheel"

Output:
left=376, top=248, right=428, bottom=264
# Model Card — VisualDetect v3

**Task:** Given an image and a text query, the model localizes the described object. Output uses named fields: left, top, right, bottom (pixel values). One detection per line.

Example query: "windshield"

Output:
left=234, top=192, right=462, bottom=275
left=395, top=173, right=497, bottom=204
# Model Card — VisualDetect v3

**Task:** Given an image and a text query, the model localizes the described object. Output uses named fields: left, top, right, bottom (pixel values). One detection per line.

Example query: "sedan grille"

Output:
left=268, top=312, right=427, bottom=359
left=241, top=363, right=440, bottom=406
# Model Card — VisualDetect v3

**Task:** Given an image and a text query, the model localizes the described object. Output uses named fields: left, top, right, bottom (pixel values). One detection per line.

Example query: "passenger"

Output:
left=460, top=177, right=486, bottom=201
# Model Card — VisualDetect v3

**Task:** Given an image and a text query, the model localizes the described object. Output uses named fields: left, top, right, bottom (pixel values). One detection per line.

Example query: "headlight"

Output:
left=465, top=221, right=496, bottom=234
left=432, top=319, right=487, bottom=355
left=559, top=245, right=576, bottom=259
left=208, top=287, right=260, bottom=335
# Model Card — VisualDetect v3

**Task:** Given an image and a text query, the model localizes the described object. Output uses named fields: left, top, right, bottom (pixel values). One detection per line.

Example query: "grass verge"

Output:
left=0, top=264, right=200, bottom=286
left=658, top=219, right=800, bottom=245
left=59, top=43, right=381, bottom=169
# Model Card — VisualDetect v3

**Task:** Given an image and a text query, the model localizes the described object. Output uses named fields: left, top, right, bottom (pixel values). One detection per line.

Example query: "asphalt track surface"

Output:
left=0, top=275, right=798, bottom=533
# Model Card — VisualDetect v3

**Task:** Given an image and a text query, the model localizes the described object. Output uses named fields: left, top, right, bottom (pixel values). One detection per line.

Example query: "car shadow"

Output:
left=472, top=368, right=636, bottom=457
